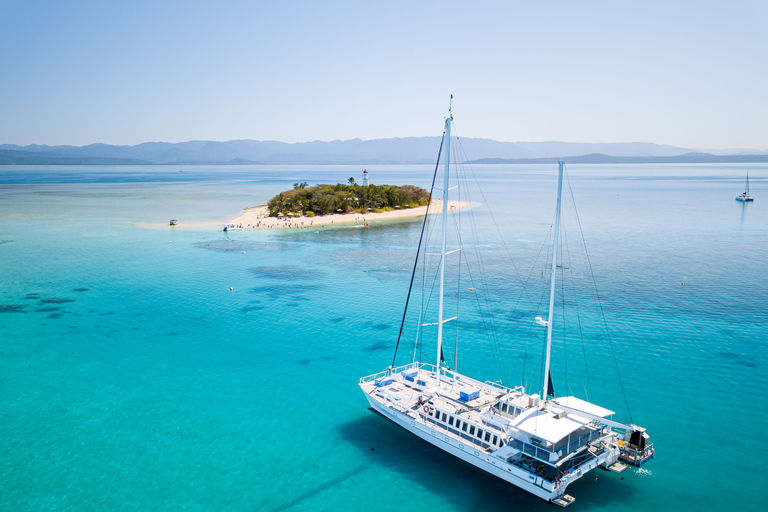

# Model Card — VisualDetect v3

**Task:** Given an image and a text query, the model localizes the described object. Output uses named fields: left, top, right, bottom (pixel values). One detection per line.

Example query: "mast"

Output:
left=435, top=111, right=452, bottom=394
left=746, top=173, right=750, bottom=195
left=542, top=161, right=564, bottom=400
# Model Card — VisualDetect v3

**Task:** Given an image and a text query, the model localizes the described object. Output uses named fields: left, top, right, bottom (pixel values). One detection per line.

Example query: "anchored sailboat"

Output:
left=736, top=173, right=754, bottom=201
left=358, top=107, right=654, bottom=506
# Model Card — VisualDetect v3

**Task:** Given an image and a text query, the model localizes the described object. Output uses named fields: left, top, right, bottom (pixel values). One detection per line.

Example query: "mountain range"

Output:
left=1, top=138, right=766, bottom=165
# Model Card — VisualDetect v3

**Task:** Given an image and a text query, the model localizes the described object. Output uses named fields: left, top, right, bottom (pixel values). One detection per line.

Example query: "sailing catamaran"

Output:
left=736, top=173, right=754, bottom=201
left=358, top=109, right=654, bottom=507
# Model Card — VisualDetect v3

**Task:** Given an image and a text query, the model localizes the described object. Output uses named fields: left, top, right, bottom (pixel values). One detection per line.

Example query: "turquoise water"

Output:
left=1, top=163, right=766, bottom=511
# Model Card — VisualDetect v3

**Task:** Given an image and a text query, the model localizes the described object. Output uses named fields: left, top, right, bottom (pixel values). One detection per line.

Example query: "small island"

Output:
left=228, top=179, right=469, bottom=230
left=268, top=179, right=430, bottom=217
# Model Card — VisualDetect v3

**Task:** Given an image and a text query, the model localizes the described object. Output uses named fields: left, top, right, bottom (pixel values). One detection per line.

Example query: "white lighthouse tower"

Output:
left=362, top=169, right=369, bottom=187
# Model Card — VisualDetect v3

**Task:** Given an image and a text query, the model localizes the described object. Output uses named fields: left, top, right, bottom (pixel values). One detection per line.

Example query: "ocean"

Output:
left=1, top=163, right=765, bottom=511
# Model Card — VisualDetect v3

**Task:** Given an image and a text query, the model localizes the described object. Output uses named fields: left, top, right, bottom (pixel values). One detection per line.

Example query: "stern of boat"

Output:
left=618, top=427, right=654, bottom=466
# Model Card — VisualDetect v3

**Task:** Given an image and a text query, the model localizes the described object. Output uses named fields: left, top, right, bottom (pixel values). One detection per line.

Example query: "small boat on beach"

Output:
left=169, top=219, right=178, bottom=226
left=736, top=173, right=754, bottom=201
left=359, top=106, right=653, bottom=506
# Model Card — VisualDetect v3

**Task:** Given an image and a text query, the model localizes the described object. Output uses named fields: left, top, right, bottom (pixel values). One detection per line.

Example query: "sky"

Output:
left=1, top=0, right=766, bottom=149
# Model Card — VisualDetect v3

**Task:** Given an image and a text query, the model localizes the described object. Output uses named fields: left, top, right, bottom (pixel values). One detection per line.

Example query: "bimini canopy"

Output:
left=512, top=407, right=591, bottom=446
left=555, top=396, right=615, bottom=418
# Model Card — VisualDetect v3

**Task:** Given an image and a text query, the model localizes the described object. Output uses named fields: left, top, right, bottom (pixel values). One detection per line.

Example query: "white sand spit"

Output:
left=227, top=200, right=471, bottom=230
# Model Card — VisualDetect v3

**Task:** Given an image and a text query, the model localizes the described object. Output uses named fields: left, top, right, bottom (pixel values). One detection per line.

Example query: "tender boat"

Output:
left=359, top=106, right=653, bottom=506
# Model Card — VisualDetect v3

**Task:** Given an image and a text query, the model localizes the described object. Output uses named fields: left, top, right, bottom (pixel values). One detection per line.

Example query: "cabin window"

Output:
left=462, top=422, right=468, bottom=432
left=476, top=429, right=483, bottom=439
left=429, top=408, right=434, bottom=417
left=493, top=435, right=499, bottom=445
left=501, top=403, right=508, bottom=413
left=441, top=413, right=447, bottom=422
left=469, top=426, right=475, bottom=436
left=485, top=432, right=491, bottom=442
left=448, top=416, right=454, bottom=426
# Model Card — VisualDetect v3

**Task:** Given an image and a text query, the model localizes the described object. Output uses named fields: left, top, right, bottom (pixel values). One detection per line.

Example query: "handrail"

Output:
left=484, top=381, right=524, bottom=395
left=359, top=361, right=429, bottom=384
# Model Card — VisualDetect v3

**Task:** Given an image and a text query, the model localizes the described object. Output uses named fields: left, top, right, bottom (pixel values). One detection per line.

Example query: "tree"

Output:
left=347, top=177, right=356, bottom=186
left=267, top=183, right=428, bottom=216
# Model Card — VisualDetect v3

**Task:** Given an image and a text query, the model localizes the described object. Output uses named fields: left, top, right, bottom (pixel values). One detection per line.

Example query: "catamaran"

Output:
left=736, top=173, right=754, bottom=201
left=358, top=108, right=654, bottom=507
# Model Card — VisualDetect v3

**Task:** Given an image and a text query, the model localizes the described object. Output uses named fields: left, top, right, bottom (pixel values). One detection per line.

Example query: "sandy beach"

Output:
left=227, top=200, right=472, bottom=230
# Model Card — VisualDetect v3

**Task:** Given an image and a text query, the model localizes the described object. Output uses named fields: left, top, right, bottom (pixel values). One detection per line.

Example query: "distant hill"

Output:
left=0, top=149, right=150, bottom=165
left=1, top=139, right=766, bottom=165
left=471, top=153, right=768, bottom=164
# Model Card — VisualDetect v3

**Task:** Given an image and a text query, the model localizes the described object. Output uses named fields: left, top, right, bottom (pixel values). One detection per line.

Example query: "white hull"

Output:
left=362, top=388, right=618, bottom=502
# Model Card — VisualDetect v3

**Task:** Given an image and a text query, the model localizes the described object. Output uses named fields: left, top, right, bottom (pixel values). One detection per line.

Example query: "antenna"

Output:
left=449, top=94, right=453, bottom=117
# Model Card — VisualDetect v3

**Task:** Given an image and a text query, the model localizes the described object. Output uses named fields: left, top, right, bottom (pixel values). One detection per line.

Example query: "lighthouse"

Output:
left=362, top=169, right=369, bottom=187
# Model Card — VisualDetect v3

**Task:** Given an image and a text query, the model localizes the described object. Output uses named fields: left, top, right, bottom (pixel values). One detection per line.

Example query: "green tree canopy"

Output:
left=267, top=183, right=430, bottom=217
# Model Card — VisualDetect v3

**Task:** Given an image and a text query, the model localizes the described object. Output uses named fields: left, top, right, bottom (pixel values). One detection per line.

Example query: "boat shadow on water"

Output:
left=265, top=459, right=370, bottom=512
left=337, top=415, right=641, bottom=511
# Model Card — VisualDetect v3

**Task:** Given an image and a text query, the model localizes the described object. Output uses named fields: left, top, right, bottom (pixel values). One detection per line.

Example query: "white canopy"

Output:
left=555, top=396, right=615, bottom=418
left=512, top=408, right=591, bottom=445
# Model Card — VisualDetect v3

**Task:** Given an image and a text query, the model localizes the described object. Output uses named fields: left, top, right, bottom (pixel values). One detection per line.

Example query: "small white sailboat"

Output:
left=359, top=107, right=653, bottom=506
left=736, top=173, right=754, bottom=201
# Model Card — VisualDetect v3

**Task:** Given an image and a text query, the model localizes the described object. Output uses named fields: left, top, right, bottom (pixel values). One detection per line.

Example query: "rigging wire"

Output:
left=507, top=220, right=554, bottom=389
left=454, top=134, right=510, bottom=376
left=453, top=139, right=462, bottom=373
left=535, top=214, right=557, bottom=393
left=416, top=178, right=438, bottom=364
left=450, top=132, right=509, bottom=383
left=560, top=175, right=593, bottom=401
left=564, top=165, right=634, bottom=423
left=391, top=128, right=445, bottom=367
left=417, top=231, right=447, bottom=366
left=559, top=212, right=568, bottom=397
left=391, top=127, right=628, bottom=419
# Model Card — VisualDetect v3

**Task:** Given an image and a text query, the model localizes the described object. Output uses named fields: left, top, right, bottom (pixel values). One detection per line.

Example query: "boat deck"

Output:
left=361, top=365, right=525, bottom=454
left=360, top=363, right=638, bottom=504
left=361, top=363, right=621, bottom=469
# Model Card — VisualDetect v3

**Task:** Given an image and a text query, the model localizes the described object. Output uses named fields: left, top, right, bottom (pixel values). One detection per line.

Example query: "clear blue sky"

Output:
left=1, top=0, right=766, bottom=149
